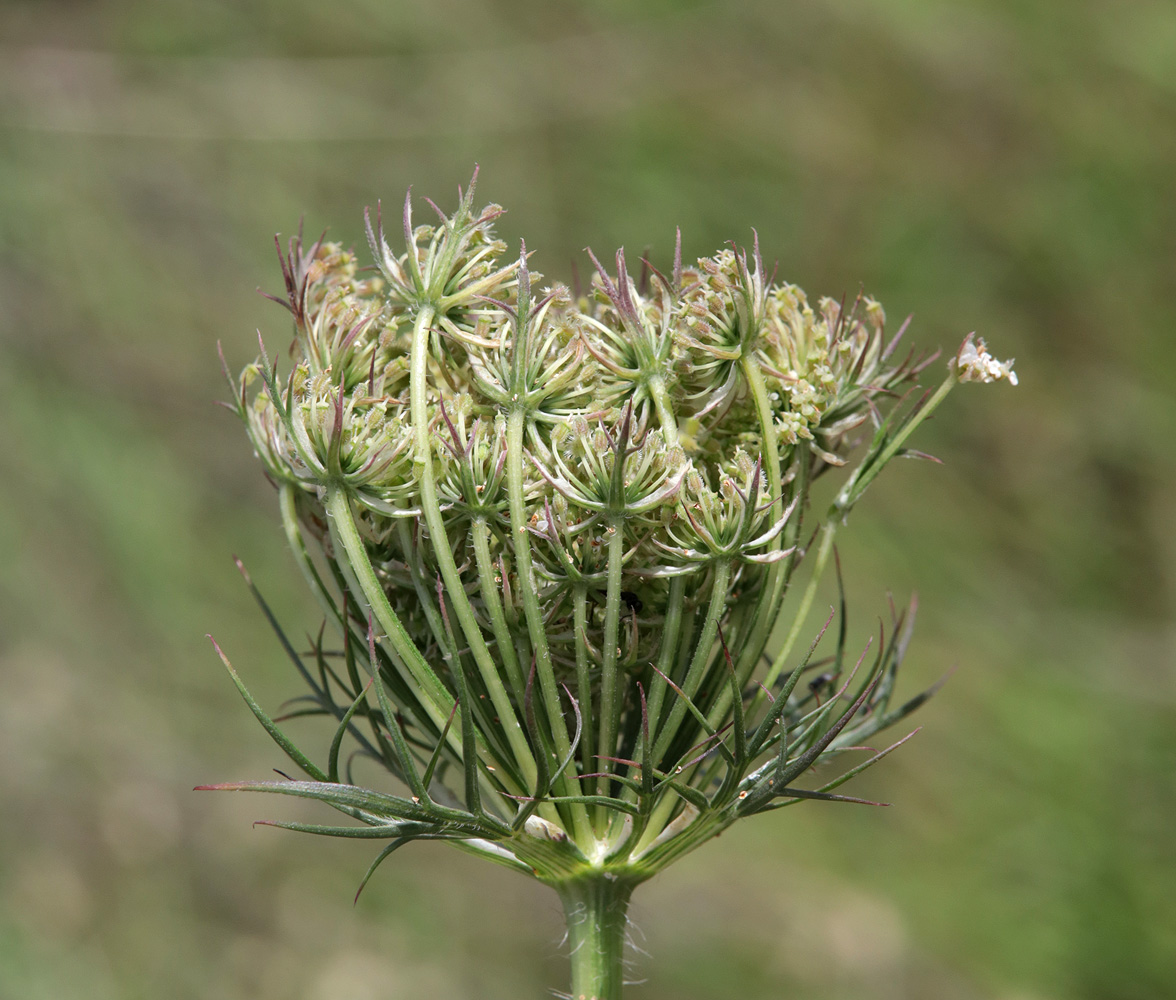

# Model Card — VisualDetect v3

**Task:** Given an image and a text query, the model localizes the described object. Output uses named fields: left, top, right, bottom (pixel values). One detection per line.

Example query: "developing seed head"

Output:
left=224, top=174, right=1025, bottom=861
left=233, top=181, right=948, bottom=694
left=215, top=172, right=1018, bottom=943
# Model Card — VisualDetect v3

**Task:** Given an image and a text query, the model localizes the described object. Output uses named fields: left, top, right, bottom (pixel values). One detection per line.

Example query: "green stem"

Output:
left=649, top=559, right=731, bottom=767
left=637, top=575, right=686, bottom=758
left=573, top=585, right=596, bottom=779
left=681, top=357, right=789, bottom=766
left=279, top=484, right=341, bottom=626
left=407, top=306, right=539, bottom=791
left=750, top=374, right=958, bottom=716
left=595, top=520, right=625, bottom=823
left=558, top=878, right=635, bottom=1000
left=760, top=518, right=837, bottom=694
left=837, top=371, right=957, bottom=514
left=391, top=520, right=517, bottom=784
left=324, top=483, right=454, bottom=730
left=730, top=357, right=785, bottom=685
left=470, top=517, right=527, bottom=705
left=631, top=563, right=731, bottom=857
left=648, top=374, right=678, bottom=445
left=505, top=406, right=594, bottom=844
left=325, top=485, right=520, bottom=813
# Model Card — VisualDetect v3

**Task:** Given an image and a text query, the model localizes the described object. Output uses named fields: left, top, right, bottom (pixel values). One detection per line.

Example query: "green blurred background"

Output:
left=2, top=1, right=1174, bottom=997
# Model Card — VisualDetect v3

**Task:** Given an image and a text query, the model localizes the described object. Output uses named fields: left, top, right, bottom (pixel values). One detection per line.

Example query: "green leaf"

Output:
left=354, top=838, right=412, bottom=904
left=195, top=779, right=450, bottom=825
left=815, top=728, right=920, bottom=796
left=254, top=819, right=415, bottom=839
left=751, top=787, right=889, bottom=811
left=368, top=618, right=430, bottom=803
left=208, top=636, right=328, bottom=783
left=329, top=681, right=373, bottom=784
left=746, top=606, right=835, bottom=758
left=421, top=700, right=459, bottom=791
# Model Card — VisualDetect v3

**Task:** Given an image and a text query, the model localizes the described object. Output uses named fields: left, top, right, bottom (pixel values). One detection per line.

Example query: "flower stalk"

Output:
left=202, top=170, right=1016, bottom=997
left=559, top=876, right=637, bottom=1000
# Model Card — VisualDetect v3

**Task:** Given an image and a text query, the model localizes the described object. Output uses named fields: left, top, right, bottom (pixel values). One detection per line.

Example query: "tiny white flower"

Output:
left=952, top=334, right=1018, bottom=386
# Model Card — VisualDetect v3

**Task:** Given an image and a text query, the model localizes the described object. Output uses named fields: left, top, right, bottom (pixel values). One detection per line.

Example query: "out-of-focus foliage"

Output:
left=0, top=2, right=1172, bottom=998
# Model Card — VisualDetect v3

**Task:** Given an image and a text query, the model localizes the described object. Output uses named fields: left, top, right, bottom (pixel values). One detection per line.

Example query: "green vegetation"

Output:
left=1, top=2, right=1173, bottom=998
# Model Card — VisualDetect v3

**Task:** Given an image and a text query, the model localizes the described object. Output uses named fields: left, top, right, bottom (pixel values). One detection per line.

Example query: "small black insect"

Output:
left=808, top=672, right=835, bottom=694
left=620, top=591, right=643, bottom=613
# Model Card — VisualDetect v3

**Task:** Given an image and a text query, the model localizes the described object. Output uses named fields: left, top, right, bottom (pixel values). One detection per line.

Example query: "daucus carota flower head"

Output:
left=206, top=169, right=1015, bottom=999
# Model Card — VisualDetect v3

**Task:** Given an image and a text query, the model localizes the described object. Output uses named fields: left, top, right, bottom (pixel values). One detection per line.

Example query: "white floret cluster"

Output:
left=953, top=334, right=1018, bottom=385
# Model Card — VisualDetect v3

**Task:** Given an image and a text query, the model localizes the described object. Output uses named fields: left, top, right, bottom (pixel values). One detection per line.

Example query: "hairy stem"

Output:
left=558, top=877, right=636, bottom=1000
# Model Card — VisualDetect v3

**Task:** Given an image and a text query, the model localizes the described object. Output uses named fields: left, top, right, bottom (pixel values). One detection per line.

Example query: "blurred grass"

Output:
left=1, top=1, right=1174, bottom=997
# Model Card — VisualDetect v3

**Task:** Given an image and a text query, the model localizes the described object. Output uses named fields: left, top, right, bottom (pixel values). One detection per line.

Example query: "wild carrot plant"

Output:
left=201, top=170, right=1015, bottom=999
